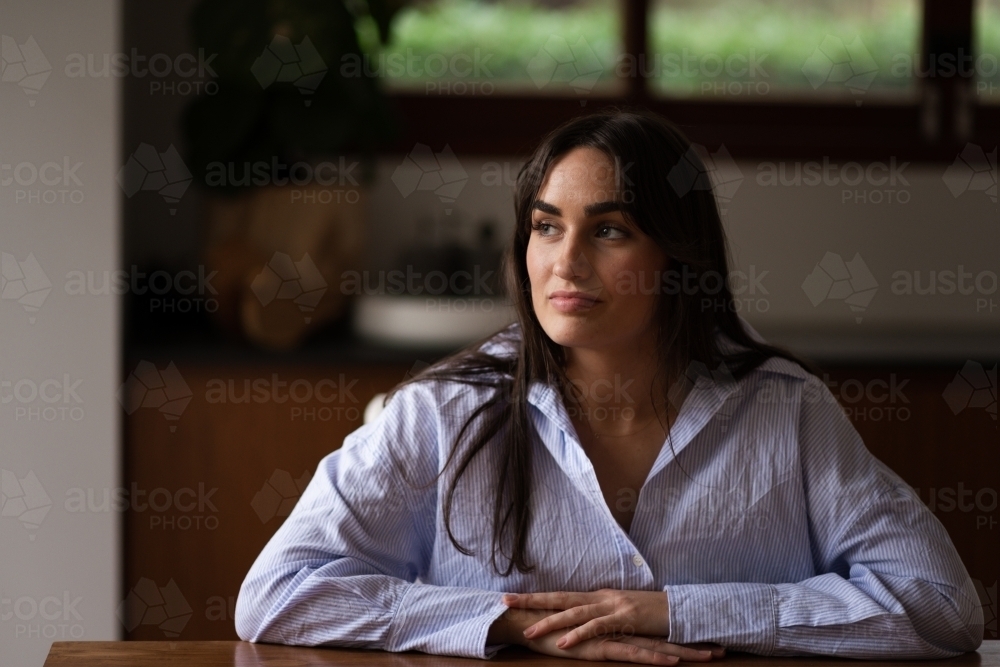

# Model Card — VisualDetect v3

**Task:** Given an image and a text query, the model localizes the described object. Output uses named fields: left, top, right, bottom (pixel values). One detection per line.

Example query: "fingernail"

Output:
left=503, top=594, right=518, bottom=602
left=699, top=650, right=713, bottom=656
left=557, top=638, right=567, bottom=648
left=713, top=648, right=726, bottom=656
left=523, top=627, right=533, bottom=638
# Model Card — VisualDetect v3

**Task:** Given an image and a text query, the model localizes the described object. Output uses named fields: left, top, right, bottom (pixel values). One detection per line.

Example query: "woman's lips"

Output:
left=549, top=294, right=600, bottom=313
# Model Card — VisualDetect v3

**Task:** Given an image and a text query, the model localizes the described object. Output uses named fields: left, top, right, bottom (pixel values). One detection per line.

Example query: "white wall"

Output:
left=1, top=2, right=122, bottom=665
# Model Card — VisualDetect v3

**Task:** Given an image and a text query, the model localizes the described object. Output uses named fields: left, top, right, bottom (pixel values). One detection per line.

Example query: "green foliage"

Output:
left=649, top=0, right=919, bottom=94
left=378, top=0, right=621, bottom=86
left=372, top=0, right=926, bottom=96
left=977, top=0, right=1000, bottom=91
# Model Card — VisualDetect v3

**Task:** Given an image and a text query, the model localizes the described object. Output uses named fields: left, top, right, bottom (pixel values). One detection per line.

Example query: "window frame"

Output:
left=382, top=0, right=999, bottom=160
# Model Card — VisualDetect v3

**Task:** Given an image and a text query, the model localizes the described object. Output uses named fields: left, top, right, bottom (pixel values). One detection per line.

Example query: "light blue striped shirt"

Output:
left=235, top=320, right=984, bottom=660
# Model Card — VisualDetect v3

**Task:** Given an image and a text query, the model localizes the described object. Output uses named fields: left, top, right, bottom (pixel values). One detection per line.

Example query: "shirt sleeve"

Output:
left=663, top=374, right=985, bottom=659
left=234, top=382, right=511, bottom=659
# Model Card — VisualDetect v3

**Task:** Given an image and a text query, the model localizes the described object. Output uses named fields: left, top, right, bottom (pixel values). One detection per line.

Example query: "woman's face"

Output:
left=527, top=146, right=668, bottom=353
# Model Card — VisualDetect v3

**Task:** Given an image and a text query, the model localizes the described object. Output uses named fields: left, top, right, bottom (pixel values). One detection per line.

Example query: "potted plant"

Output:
left=182, top=0, right=406, bottom=349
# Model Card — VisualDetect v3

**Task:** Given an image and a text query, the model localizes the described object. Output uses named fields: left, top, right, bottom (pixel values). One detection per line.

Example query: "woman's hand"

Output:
left=503, top=589, right=688, bottom=651
left=526, top=628, right=725, bottom=665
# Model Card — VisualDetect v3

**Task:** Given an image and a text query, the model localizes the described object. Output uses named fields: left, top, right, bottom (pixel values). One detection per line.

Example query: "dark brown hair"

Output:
left=382, top=107, right=819, bottom=576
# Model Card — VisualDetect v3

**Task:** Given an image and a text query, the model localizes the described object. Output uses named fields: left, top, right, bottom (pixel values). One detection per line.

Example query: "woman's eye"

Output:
left=597, top=224, right=626, bottom=239
left=531, top=221, right=555, bottom=235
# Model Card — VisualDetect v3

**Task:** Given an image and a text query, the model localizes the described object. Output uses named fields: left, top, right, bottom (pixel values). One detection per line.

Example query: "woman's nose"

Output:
left=552, top=232, right=593, bottom=281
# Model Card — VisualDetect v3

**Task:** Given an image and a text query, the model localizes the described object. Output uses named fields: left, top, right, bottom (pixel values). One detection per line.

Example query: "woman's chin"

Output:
left=540, top=320, right=607, bottom=349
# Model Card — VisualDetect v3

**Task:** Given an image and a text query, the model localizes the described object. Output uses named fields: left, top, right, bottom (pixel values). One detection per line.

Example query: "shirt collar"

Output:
left=488, top=319, right=755, bottom=439
left=526, top=365, right=741, bottom=438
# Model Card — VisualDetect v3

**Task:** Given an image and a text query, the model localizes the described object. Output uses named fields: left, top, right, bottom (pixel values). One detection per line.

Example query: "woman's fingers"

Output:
left=523, top=604, right=602, bottom=638
left=619, top=636, right=720, bottom=662
left=555, top=614, right=621, bottom=649
left=600, top=640, right=681, bottom=665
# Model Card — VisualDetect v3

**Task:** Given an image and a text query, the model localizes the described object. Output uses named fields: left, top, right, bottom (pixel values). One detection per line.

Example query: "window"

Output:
left=648, top=0, right=921, bottom=101
left=375, top=0, right=624, bottom=95
left=380, top=0, right=998, bottom=159
left=975, top=0, right=1000, bottom=102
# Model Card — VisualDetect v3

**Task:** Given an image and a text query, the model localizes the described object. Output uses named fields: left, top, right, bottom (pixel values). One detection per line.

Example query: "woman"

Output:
left=235, top=109, right=983, bottom=664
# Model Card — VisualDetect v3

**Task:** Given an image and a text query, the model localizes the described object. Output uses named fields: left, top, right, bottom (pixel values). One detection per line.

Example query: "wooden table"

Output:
left=43, top=641, right=1000, bottom=666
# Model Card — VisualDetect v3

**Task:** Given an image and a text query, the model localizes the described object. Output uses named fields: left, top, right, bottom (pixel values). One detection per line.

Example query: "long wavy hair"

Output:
left=381, top=107, right=819, bottom=577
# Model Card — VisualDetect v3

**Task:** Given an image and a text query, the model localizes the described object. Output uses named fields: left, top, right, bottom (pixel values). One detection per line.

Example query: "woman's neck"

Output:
left=562, top=338, right=676, bottom=438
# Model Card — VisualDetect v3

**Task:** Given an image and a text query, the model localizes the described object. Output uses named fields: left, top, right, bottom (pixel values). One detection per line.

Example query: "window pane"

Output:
left=366, top=0, right=624, bottom=96
left=649, top=0, right=921, bottom=102
left=976, top=0, right=1000, bottom=103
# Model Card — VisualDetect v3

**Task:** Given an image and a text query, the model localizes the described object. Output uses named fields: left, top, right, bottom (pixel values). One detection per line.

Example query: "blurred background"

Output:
left=1, top=0, right=997, bottom=664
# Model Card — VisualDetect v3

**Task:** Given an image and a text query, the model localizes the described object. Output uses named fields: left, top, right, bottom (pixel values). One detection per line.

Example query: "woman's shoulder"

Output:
left=749, top=356, right=813, bottom=382
left=383, top=324, right=520, bottom=411
left=475, top=321, right=520, bottom=361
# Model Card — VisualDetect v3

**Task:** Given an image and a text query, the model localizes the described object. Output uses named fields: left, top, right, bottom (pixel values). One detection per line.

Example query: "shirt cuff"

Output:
left=386, top=583, right=513, bottom=659
left=665, top=582, right=777, bottom=654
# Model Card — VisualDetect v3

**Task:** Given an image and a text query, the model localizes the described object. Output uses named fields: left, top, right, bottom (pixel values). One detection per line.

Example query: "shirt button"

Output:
left=632, top=554, right=644, bottom=567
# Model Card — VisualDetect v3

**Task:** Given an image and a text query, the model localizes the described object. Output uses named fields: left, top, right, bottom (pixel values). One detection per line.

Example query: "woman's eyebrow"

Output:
left=531, top=200, right=560, bottom=215
left=531, top=200, right=622, bottom=217
left=583, top=200, right=622, bottom=217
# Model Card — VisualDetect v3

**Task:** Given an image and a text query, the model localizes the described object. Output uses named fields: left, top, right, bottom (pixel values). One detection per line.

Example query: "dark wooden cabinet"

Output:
left=122, top=358, right=998, bottom=641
